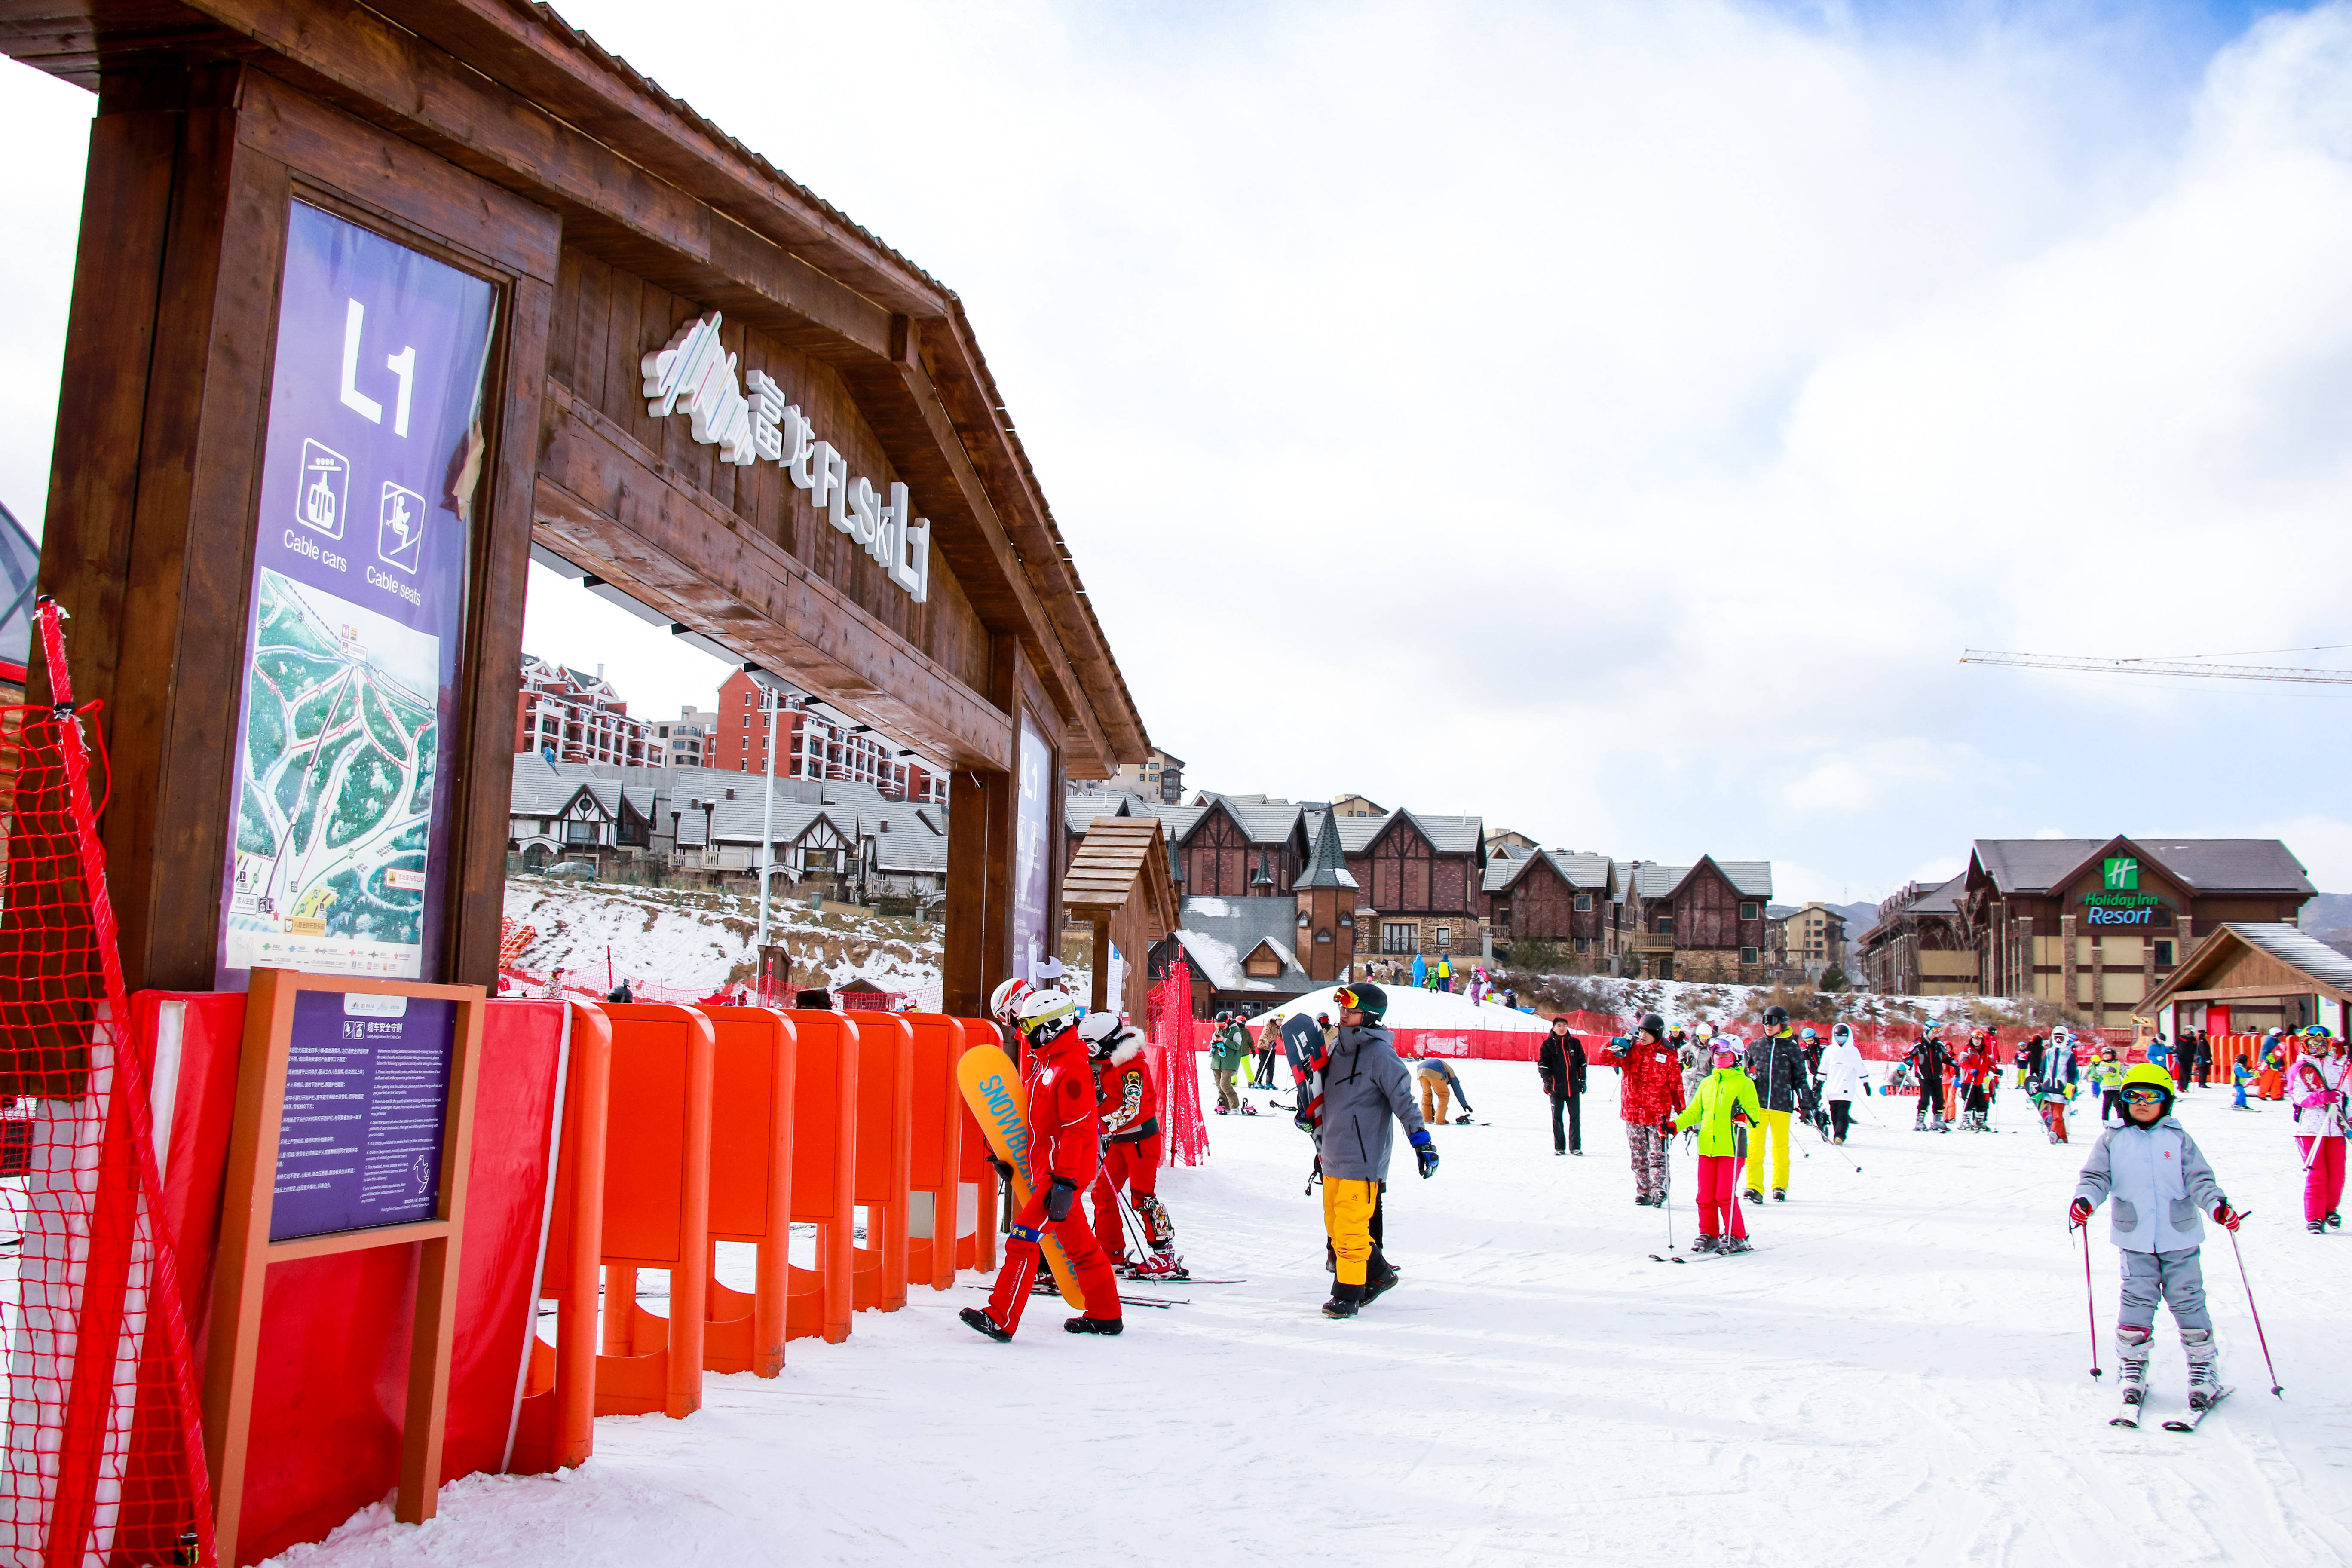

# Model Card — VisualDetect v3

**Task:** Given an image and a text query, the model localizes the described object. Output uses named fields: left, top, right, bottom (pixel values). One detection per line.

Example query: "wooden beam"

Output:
left=533, top=384, right=1013, bottom=771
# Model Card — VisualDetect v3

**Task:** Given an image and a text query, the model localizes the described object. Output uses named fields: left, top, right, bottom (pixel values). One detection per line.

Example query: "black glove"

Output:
left=1411, top=1128, right=1438, bottom=1179
left=1045, top=1176, right=1078, bottom=1222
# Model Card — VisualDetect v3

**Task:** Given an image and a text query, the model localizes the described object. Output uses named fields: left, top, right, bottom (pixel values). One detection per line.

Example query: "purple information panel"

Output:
left=270, top=989, right=458, bottom=1241
left=220, top=200, right=498, bottom=986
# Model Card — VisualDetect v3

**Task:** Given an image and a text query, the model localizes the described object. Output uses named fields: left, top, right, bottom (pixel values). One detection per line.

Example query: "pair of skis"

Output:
left=2112, top=1386, right=2231, bottom=1433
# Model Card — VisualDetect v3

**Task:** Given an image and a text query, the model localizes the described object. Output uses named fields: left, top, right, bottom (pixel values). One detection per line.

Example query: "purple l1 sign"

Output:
left=220, top=202, right=498, bottom=985
left=270, top=989, right=458, bottom=1241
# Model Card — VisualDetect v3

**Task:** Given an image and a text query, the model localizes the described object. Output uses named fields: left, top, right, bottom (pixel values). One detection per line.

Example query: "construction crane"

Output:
left=1960, top=649, right=2352, bottom=686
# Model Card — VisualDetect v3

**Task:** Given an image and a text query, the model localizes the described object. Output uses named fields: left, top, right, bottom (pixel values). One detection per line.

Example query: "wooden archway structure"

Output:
left=4, top=0, right=1148, bottom=1010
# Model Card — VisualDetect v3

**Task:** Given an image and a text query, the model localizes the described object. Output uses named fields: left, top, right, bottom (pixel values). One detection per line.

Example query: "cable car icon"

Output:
left=296, top=440, right=349, bottom=539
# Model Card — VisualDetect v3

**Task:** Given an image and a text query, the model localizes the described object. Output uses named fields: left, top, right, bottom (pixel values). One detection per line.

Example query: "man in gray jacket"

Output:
left=1309, top=983, right=1438, bottom=1319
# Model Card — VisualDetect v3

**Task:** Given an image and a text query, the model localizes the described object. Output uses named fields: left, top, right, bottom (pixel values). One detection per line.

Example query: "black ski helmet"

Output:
left=1762, top=1004, right=1790, bottom=1028
left=1639, top=1012, right=1666, bottom=1039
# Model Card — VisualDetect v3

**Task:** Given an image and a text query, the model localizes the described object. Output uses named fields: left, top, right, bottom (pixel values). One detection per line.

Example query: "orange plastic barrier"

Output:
left=594, top=1004, right=714, bottom=1418
left=851, top=1011, right=915, bottom=1312
left=784, top=1011, right=860, bottom=1344
left=701, top=1008, right=798, bottom=1377
left=511, top=1001, right=612, bottom=1471
left=956, top=1017, right=1003, bottom=1272
left=902, top=1015, right=968, bottom=1292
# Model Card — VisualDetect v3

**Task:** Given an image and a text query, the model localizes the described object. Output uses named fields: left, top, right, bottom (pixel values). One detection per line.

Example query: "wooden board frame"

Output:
left=201, top=967, right=488, bottom=1565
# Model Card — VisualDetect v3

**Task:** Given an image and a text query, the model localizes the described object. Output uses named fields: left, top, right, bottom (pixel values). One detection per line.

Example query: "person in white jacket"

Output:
left=1820, top=1023, right=1865, bottom=1144
left=2287, top=1027, right=2347, bottom=1234
left=2070, top=1063, right=2245, bottom=1419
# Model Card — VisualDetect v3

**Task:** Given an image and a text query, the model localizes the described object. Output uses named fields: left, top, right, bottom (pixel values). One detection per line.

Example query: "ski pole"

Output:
left=2227, top=1224, right=2283, bottom=1397
left=2079, top=1223, right=2103, bottom=1380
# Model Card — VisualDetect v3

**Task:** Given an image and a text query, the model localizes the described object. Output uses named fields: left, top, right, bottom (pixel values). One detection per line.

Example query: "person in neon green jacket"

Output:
left=1672, top=1042, right=1764, bottom=1254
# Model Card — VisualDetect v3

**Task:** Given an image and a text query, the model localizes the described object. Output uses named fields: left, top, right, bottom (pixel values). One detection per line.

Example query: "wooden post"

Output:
left=1091, top=916, right=1111, bottom=1014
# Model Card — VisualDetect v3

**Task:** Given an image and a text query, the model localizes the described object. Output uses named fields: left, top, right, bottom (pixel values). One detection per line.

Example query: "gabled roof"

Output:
left=1622, top=858, right=1772, bottom=901
left=1065, top=818, right=1180, bottom=943
left=1971, top=837, right=2313, bottom=897
left=1065, top=791, right=1135, bottom=835
left=1487, top=849, right=1614, bottom=896
left=508, top=752, right=616, bottom=816
left=1344, top=809, right=1485, bottom=858
left=1182, top=793, right=1307, bottom=849
left=1171, top=896, right=1314, bottom=995
left=2142, top=921, right=2352, bottom=1016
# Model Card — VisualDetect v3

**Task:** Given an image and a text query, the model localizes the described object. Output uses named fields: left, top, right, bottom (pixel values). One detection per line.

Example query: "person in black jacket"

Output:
left=1537, top=1016, right=1587, bottom=1156
left=1906, top=1031, right=1952, bottom=1133
left=1742, top=1005, right=1813, bottom=1201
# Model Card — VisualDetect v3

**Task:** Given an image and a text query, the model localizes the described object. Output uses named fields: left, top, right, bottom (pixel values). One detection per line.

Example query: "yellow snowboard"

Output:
left=957, top=1042, right=1087, bottom=1309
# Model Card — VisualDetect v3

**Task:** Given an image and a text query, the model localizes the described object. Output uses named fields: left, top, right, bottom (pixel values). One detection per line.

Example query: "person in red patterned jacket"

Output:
left=960, top=990, right=1125, bottom=1341
left=1599, top=1013, right=1687, bottom=1206
left=1078, top=1011, right=1183, bottom=1280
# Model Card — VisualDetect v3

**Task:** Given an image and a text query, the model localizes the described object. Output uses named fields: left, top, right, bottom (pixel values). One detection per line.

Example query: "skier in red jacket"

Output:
left=1079, top=1011, right=1183, bottom=1279
left=1599, top=1013, right=1687, bottom=1205
left=961, top=990, right=1125, bottom=1341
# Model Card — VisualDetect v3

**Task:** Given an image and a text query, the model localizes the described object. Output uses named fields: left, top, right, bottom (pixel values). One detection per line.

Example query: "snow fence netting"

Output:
left=0, top=603, right=216, bottom=1568
left=1146, top=957, right=1207, bottom=1166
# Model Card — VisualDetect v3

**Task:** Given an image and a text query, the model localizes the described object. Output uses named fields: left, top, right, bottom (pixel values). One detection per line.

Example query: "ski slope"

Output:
left=271, top=1060, right=2352, bottom=1567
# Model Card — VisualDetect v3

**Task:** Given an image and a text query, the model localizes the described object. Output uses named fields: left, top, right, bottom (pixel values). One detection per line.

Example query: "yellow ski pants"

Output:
left=1745, top=1108, right=1793, bottom=1194
left=1322, top=1177, right=1378, bottom=1286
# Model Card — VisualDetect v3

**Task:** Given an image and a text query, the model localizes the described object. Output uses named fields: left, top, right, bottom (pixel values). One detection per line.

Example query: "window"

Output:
left=1739, top=902, right=1760, bottom=920
left=1654, top=916, right=1674, bottom=935
left=1436, top=926, right=1452, bottom=949
left=1574, top=893, right=1593, bottom=911
left=1740, top=946, right=1759, bottom=964
left=563, top=821, right=597, bottom=845
left=1382, top=921, right=1415, bottom=953
left=2155, top=940, right=2175, bottom=965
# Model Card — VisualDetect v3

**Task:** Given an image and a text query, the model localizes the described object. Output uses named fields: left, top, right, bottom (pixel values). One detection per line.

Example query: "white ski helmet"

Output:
left=1077, top=1010, right=1133, bottom=1060
left=1015, top=988, right=1078, bottom=1044
left=989, top=977, right=1032, bottom=1026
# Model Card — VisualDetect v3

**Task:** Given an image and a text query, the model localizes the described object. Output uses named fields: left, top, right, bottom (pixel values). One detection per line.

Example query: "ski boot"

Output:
left=1128, top=1248, right=1186, bottom=1282
left=1690, top=1234, right=1720, bottom=1255
left=1363, top=1267, right=1400, bottom=1304
left=959, top=1306, right=1014, bottom=1343
left=1064, top=1315, right=1123, bottom=1336
left=2184, top=1328, right=2221, bottom=1410
left=1743, top=1188, right=1764, bottom=1204
left=1716, top=1235, right=1752, bottom=1255
left=1322, top=1283, right=1364, bottom=1320
left=2114, top=1326, right=2152, bottom=1424
left=1772, top=1188, right=1787, bottom=1203
left=2308, top=1219, right=2326, bottom=1234
left=2331, top=1210, right=2343, bottom=1231
left=1213, top=1104, right=1229, bottom=1116
left=1240, top=1100, right=1259, bottom=1115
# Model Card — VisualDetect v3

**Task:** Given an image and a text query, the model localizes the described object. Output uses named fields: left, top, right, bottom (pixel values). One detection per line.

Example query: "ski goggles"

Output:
left=2118, top=1086, right=2169, bottom=1105
left=1333, top=988, right=1364, bottom=1013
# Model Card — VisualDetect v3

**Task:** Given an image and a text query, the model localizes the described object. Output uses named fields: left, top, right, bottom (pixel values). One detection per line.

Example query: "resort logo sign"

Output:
left=2082, top=854, right=2162, bottom=925
left=641, top=313, right=930, bottom=601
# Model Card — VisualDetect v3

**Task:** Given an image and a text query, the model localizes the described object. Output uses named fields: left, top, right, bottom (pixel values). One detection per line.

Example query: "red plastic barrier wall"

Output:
left=137, top=992, right=564, bottom=1566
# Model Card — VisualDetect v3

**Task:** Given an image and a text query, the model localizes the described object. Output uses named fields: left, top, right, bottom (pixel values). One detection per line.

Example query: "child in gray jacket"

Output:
left=2070, top=1062, right=2247, bottom=1424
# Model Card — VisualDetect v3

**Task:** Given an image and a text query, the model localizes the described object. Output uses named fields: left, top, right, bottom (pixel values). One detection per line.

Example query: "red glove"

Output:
left=2213, top=1203, right=2245, bottom=1232
left=2068, top=1197, right=2093, bottom=1230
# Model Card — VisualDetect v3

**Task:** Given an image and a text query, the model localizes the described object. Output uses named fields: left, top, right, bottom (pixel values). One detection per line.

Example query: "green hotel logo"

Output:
left=2103, top=857, right=2139, bottom=891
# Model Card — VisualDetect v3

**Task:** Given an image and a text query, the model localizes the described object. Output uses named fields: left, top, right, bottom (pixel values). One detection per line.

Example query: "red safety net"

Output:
left=1146, top=957, right=1208, bottom=1167
left=0, top=602, right=216, bottom=1568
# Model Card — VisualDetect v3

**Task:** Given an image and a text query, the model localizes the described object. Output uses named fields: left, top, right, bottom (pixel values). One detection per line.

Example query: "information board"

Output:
left=270, top=988, right=458, bottom=1240
left=219, top=200, right=499, bottom=985
left=1011, top=711, right=1053, bottom=981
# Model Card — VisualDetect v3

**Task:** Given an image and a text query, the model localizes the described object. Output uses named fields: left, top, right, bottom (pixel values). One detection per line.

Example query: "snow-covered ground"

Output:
left=272, top=1064, right=2351, bottom=1567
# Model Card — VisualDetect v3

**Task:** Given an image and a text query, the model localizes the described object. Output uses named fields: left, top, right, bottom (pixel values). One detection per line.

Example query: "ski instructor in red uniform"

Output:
left=1600, top=1013, right=1687, bottom=1207
left=961, top=989, right=1126, bottom=1341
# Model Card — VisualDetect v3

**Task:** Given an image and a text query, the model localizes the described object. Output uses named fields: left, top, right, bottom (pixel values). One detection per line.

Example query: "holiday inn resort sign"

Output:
left=642, top=313, right=931, bottom=601
left=2080, top=856, right=2168, bottom=925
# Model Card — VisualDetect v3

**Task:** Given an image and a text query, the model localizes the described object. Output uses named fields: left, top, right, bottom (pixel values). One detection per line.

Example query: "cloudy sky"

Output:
left=5, top=0, right=2350, bottom=904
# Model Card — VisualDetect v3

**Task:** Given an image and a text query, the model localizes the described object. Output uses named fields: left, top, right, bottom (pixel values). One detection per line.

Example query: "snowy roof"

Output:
left=1971, top=838, right=2312, bottom=897
left=1172, top=896, right=1314, bottom=994
left=508, top=752, right=614, bottom=817
left=1065, top=791, right=1137, bottom=835
left=874, top=826, right=949, bottom=873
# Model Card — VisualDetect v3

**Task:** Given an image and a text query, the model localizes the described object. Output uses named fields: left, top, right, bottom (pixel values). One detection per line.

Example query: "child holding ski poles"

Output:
left=1672, top=1039, right=1761, bottom=1254
left=2068, top=1063, right=2246, bottom=1426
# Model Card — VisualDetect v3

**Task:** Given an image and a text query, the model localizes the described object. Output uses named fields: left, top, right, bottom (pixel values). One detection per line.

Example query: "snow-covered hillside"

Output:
left=501, top=876, right=944, bottom=1001
left=1539, top=972, right=2058, bottom=1032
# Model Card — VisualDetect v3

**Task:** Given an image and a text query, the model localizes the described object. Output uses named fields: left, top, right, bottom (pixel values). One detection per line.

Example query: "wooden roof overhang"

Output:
left=2138, top=926, right=2352, bottom=1019
left=0, top=0, right=1148, bottom=777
